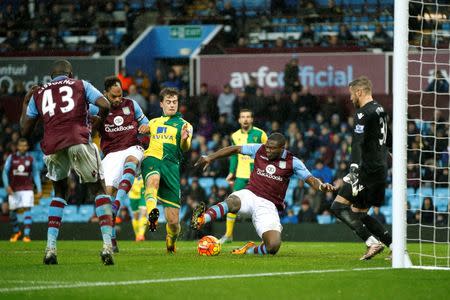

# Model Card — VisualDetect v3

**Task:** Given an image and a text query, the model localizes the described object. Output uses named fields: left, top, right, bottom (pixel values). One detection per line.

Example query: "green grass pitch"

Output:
left=1, top=241, right=449, bottom=299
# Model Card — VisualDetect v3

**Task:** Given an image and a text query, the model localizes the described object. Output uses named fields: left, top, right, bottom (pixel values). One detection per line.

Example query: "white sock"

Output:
left=365, top=235, right=379, bottom=247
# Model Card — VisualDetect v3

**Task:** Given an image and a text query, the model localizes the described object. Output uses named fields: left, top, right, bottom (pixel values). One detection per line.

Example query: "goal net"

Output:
left=393, top=0, right=450, bottom=269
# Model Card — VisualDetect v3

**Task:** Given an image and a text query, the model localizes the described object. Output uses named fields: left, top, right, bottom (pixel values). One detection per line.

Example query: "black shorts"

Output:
left=338, top=179, right=386, bottom=209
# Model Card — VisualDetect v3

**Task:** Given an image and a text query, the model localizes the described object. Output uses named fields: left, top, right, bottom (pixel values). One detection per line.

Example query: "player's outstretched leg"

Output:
left=44, top=197, right=66, bottom=265
left=361, top=214, right=392, bottom=247
left=22, top=209, right=32, bottom=242
left=95, top=195, right=114, bottom=265
left=144, top=174, right=160, bottom=232
left=165, top=223, right=180, bottom=253
left=112, top=161, right=137, bottom=215
left=9, top=209, right=21, bottom=242
left=191, top=201, right=229, bottom=230
left=220, top=213, right=236, bottom=244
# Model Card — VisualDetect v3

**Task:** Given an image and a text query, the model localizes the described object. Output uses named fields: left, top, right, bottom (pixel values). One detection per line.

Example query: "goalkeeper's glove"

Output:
left=343, top=163, right=361, bottom=196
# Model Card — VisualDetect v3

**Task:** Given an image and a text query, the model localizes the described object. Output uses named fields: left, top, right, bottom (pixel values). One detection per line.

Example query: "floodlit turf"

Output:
left=1, top=241, right=449, bottom=299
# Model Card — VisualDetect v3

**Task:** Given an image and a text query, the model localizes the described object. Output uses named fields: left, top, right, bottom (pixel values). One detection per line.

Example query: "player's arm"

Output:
left=20, top=86, right=40, bottom=138
left=2, top=155, right=12, bottom=194
left=293, top=157, right=336, bottom=192
left=131, top=100, right=150, bottom=133
left=83, top=80, right=110, bottom=125
left=196, top=144, right=261, bottom=171
left=227, top=136, right=238, bottom=184
left=180, top=122, right=193, bottom=152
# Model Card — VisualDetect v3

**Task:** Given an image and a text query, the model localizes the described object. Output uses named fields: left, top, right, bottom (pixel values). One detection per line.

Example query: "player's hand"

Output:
left=343, top=163, right=360, bottom=196
left=195, top=155, right=212, bottom=171
left=35, top=192, right=42, bottom=200
left=181, top=123, right=190, bottom=141
left=319, top=183, right=337, bottom=193
left=6, top=186, right=13, bottom=195
left=225, top=173, right=236, bottom=185
left=138, top=124, right=149, bottom=134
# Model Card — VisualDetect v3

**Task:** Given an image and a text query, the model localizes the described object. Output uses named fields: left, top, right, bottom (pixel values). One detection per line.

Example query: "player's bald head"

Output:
left=51, top=59, right=73, bottom=79
left=268, top=133, right=286, bottom=147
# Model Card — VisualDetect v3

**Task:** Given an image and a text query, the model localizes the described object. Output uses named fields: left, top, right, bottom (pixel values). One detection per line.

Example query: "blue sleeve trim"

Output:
left=83, top=80, right=104, bottom=104
left=240, top=144, right=261, bottom=158
left=26, top=97, right=39, bottom=118
left=2, top=155, right=12, bottom=187
left=293, top=157, right=312, bottom=181
left=32, top=158, right=42, bottom=193
left=89, top=104, right=99, bottom=116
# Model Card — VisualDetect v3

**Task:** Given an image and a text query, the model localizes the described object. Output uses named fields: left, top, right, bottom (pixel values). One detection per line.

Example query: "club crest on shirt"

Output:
left=253, top=136, right=258, bottom=142
left=122, top=107, right=131, bottom=115
left=25, top=160, right=30, bottom=166
left=114, top=116, right=124, bottom=126
left=265, top=164, right=276, bottom=175
left=17, top=165, right=25, bottom=172
left=279, top=161, right=286, bottom=169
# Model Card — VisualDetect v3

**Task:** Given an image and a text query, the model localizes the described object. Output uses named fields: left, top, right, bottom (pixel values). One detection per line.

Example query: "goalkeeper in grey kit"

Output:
left=330, top=76, right=392, bottom=260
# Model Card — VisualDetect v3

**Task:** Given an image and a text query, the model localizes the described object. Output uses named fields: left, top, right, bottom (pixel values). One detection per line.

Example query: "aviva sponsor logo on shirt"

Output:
left=153, top=126, right=175, bottom=142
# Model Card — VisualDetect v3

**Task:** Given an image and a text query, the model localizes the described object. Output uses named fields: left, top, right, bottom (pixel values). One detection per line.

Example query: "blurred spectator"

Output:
left=293, top=179, right=306, bottom=205
left=321, top=0, right=343, bottom=22
left=147, top=93, right=163, bottom=119
left=268, top=91, right=289, bottom=124
left=44, top=27, right=66, bottom=49
left=299, top=24, right=315, bottom=46
left=150, top=69, right=164, bottom=95
left=196, top=83, right=218, bottom=121
left=188, top=178, right=207, bottom=206
left=337, top=24, right=355, bottom=45
left=94, top=28, right=113, bottom=55
left=197, top=115, right=214, bottom=141
left=298, top=199, right=317, bottom=223
left=284, top=58, right=302, bottom=94
left=217, top=84, right=236, bottom=122
left=118, top=67, right=134, bottom=93
left=162, top=69, right=183, bottom=90
left=426, top=70, right=449, bottom=93
left=415, top=197, right=436, bottom=225
left=244, top=76, right=258, bottom=96
left=133, top=70, right=151, bottom=98
left=312, top=159, right=333, bottom=184
left=127, top=84, right=147, bottom=113
left=371, top=207, right=386, bottom=224
left=281, top=209, right=298, bottom=224
left=371, top=24, right=391, bottom=49
left=233, top=89, right=249, bottom=120
left=214, top=114, right=234, bottom=137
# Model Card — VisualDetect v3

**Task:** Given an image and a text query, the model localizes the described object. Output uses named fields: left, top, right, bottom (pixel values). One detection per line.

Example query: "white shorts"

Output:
left=234, top=189, right=283, bottom=238
left=8, top=190, right=34, bottom=210
left=44, top=143, right=104, bottom=183
left=102, top=145, right=144, bottom=188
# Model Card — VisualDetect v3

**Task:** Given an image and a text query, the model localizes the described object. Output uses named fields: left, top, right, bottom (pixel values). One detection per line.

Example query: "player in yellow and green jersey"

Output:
left=220, top=109, right=267, bottom=244
left=128, top=176, right=147, bottom=241
left=141, top=87, right=193, bottom=253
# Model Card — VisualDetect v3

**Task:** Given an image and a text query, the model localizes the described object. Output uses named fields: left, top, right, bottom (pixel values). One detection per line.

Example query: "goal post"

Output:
left=393, top=0, right=450, bottom=269
left=392, top=0, right=410, bottom=268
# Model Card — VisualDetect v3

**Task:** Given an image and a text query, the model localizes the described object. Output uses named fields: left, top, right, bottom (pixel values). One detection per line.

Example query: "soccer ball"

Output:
left=197, top=235, right=221, bottom=256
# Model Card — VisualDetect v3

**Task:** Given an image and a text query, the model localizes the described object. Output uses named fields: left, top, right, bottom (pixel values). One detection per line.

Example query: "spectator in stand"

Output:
left=217, top=83, right=236, bottom=123
left=303, top=1, right=319, bottom=24
left=293, top=179, right=306, bottom=205
left=284, top=58, right=302, bottom=94
left=150, top=69, right=164, bottom=95
left=127, top=84, right=148, bottom=113
left=415, top=197, right=435, bottom=225
left=371, top=24, right=391, bottom=49
left=312, top=159, right=333, bottom=184
left=188, top=178, right=207, bottom=206
left=220, top=1, right=237, bottom=46
left=196, top=83, right=218, bottom=121
left=95, top=28, right=113, bottom=55
left=299, top=24, right=315, bottom=46
left=268, top=90, right=289, bottom=124
left=287, top=92, right=301, bottom=122
left=118, top=67, right=134, bottom=93
left=298, top=199, right=317, bottom=223
left=44, top=27, right=66, bottom=50
left=214, top=114, right=234, bottom=137
left=133, top=69, right=151, bottom=98
left=162, top=69, right=183, bottom=90
left=248, top=87, right=267, bottom=126
left=244, top=76, right=258, bottom=96
left=24, top=29, right=42, bottom=51
left=371, top=207, right=386, bottom=225
left=237, top=36, right=248, bottom=48
left=426, top=70, right=449, bottom=93
left=147, top=93, right=162, bottom=119
left=281, top=209, right=298, bottom=224
left=337, top=24, right=355, bottom=45
left=321, top=96, right=341, bottom=121
left=406, top=161, right=420, bottom=189
left=321, top=0, right=343, bottom=22
left=197, top=115, right=214, bottom=141
left=298, top=87, right=318, bottom=123
left=0, top=31, right=19, bottom=52
left=273, top=37, right=285, bottom=50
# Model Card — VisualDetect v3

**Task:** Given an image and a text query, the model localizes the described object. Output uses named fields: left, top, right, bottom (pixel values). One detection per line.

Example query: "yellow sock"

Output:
left=166, top=223, right=181, bottom=246
left=144, top=186, right=158, bottom=213
left=132, top=219, right=139, bottom=236
left=138, top=216, right=147, bottom=236
left=225, top=213, right=237, bottom=237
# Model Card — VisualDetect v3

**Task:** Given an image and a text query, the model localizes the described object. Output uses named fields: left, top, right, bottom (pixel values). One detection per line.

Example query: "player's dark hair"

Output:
left=349, top=76, right=372, bottom=94
left=268, top=133, right=286, bottom=147
left=104, top=76, right=122, bottom=91
left=239, top=108, right=253, bottom=118
left=51, top=59, right=73, bottom=79
left=159, top=87, right=180, bottom=102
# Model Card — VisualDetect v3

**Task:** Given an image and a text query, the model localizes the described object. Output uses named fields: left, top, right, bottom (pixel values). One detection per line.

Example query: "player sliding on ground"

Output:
left=330, top=76, right=393, bottom=260
left=192, top=133, right=336, bottom=255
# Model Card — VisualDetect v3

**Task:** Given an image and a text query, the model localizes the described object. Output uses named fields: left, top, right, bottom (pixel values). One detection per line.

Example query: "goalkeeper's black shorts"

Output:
left=338, top=178, right=386, bottom=209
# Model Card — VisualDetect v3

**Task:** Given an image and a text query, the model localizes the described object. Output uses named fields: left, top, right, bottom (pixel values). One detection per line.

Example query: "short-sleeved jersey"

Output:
left=229, top=127, right=267, bottom=179
left=7, top=153, right=34, bottom=191
left=129, top=176, right=144, bottom=199
left=98, top=98, right=148, bottom=156
left=26, top=76, right=103, bottom=155
left=351, top=100, right=388, bottom=180
left=241, top=144, right=312, bottom=211
left=144, top=112, right=193, bottom=163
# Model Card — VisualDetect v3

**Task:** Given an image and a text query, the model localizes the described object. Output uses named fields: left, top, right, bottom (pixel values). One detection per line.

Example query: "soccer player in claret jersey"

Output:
left=140, top=87, right=193, bottom=253
left=92, top=76, right=149, bottom=252
left=2, top=138, right=42, bottom=242
left=220, top=109, right=267, bottom=244
left=192, top=133, right=336, bottom=255
left=20, top=60, right=114, bottom=265
left=330, top=76, right=393, bottom=260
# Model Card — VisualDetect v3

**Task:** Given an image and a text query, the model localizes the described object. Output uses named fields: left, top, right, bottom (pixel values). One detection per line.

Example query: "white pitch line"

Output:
left=0, top=267, right=390, bottom=293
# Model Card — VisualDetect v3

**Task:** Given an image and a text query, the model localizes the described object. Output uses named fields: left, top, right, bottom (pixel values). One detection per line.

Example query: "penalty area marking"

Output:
left=0, top=267, right=390, bottom=293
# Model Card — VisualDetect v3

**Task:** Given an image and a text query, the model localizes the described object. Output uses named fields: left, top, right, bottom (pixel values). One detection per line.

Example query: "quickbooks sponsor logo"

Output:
left=229, top=65, right=353, bottom=89
left=105, top=124, right=134, bottom=132
left=256, top=168, right=283, bottom=181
